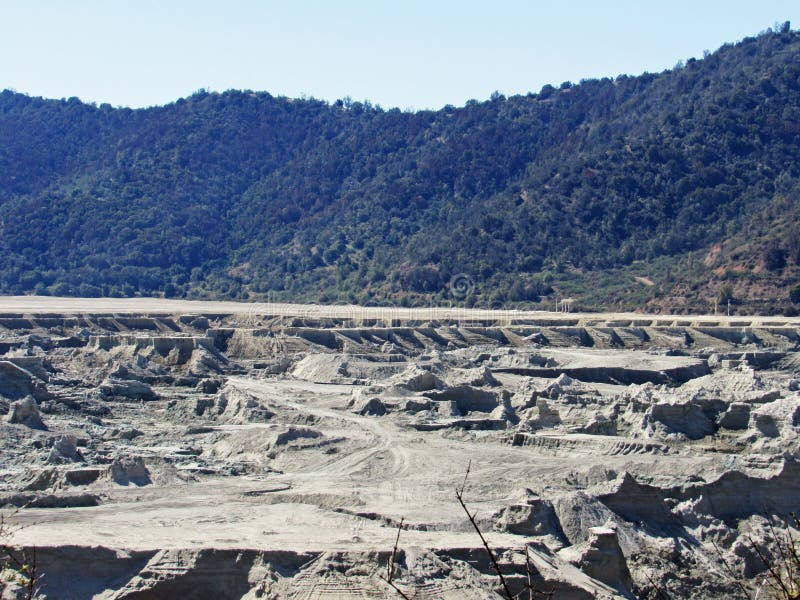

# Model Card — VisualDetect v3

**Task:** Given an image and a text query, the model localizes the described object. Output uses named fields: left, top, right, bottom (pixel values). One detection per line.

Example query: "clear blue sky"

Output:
left=1, top=1, right=798, bottom=110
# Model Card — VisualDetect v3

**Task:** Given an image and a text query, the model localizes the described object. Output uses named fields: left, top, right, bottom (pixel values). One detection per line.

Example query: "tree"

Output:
left=718, top=285, right=735, bottom=305
left=764, top=245, right=787, bottom=271
left=49, top=282, right=71, bottom=297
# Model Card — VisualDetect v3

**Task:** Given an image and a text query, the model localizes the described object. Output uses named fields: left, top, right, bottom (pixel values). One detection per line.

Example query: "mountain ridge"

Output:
left=1, top=23, right=799, bottom=314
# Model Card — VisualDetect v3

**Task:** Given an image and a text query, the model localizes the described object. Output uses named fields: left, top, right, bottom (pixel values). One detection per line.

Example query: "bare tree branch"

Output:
left=381, top=517, right=411, bottom=600
left=709, top=538, right=754, bottom=600
left=455, top=464, right=514, bottom=600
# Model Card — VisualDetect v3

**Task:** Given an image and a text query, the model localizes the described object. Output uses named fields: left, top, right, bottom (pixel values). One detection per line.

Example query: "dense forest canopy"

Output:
left=2, top=24, right=800, bottom=314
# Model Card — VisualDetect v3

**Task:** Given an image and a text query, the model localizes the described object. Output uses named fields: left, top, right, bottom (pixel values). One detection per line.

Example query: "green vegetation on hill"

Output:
left=2, top=23, right=800, bottom=314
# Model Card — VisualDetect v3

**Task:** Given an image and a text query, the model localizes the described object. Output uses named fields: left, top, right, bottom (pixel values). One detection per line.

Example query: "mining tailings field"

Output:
left=1, top=297, right=800, bottom=598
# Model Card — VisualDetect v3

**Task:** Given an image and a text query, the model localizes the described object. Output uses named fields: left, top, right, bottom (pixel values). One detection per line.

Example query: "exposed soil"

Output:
left=0, top=298, right=799, bottom=598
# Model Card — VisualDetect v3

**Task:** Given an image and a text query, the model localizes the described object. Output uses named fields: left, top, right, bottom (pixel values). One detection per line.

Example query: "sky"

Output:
left=1, top=1, right=799, bottom=111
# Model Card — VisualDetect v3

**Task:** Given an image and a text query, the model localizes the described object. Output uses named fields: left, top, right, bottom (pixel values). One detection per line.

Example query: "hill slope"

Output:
left=2, top=24, right=800, bottom=314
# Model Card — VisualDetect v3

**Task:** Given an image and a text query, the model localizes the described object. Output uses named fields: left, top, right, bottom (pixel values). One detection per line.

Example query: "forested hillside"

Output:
left=2, top=24, right=800, bottom=313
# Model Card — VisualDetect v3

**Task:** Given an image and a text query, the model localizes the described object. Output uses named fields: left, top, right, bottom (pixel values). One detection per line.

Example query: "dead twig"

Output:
left=746, top=513, right=800, bottom=600
left=455, top=462, right=514, bottom=600
left=645, top=571, right=672, bottom=600
left=457, top=459, right=471, bottom=497
left=749, top=533, right=795, bottom=600
left=519, top=545, right=555, bottom=600
left=1, top=509, right=40, bottom=600
left=709, top=537, right=754, bottom=600
left=523, top=547, right=534, bottom=599
left=381, top=517, right=411, bottom=600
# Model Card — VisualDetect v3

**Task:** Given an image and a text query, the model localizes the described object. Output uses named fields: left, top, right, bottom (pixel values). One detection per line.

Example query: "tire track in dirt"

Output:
left=229, top=377, right=411, bottom=481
